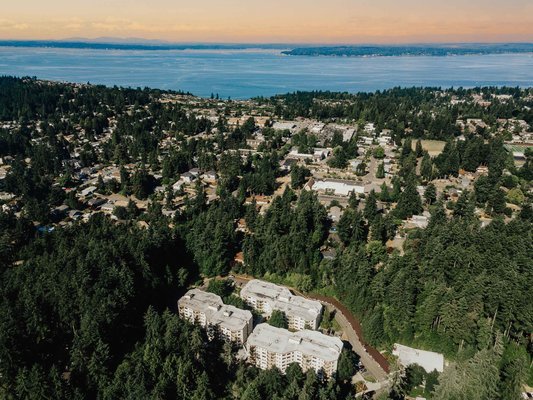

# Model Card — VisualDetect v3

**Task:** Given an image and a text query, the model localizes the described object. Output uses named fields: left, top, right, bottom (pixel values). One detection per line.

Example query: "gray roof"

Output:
left=240, top=279, right=322, bottom=321
left=247, top=323, right=343, bottom=362
left=179, top=289, right=252, bottom=332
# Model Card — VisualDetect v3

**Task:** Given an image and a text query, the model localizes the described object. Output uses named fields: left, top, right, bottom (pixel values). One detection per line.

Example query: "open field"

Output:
left=411, top=140, right=446, bottom=156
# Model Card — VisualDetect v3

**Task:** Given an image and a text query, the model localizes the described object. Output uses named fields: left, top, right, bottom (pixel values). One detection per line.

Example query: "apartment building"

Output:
left=246, top=323, right=343, bottom=378
left=178, top=289, right=253, bottom=344
left=240, top=279, right=322, bottom=330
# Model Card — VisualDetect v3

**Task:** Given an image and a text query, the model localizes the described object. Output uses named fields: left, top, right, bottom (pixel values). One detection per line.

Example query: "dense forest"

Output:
left=0, top=77, right=532, bottom=399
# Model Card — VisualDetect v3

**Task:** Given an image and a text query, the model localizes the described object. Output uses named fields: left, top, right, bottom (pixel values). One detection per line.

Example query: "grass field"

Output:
left=411, top=140, right=446, bottom=156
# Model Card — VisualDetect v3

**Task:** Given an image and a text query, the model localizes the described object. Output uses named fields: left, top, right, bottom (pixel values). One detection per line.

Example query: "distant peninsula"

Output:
left=0, top=40, right=288, bottom=51
left=282, top=43, right=533, bottom=57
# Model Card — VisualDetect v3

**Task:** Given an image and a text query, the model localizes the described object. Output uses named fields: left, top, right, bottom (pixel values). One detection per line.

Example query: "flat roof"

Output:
left=393, top=343, right=444, bottom=373
left=312, top=179, right=364, bottom=196
left=247, top=323, right=343, bottom=362
left=179, top=289, right=252, bottom=332
left=240, top=280, right=322, bottom=321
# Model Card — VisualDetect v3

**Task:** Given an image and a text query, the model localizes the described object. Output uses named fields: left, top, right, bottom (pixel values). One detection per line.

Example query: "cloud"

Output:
left=0, top=19, right=30, bottom=31
left=88, top=18, right=211, bottom=34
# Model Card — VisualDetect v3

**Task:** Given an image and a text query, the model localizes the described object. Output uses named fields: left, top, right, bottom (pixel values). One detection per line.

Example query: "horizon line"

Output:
left=1, top=38, right=533, bottom=46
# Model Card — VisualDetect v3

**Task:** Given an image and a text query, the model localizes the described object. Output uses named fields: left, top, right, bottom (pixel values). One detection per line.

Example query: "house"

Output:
left=51, top=204, right=69, bottom=217
left=87, top=198, right=106, bottom=208
left=80, top=186, right=97, bottom=197
left=100, top=202, right=115, bottom=213
left=188, top=168, right=201, bottom=177
left=181, top=172, right=196, bottom=183
left=280, top=158, right=298, bottom=172
left=172, top=180, right=184, bottom=191
left=68, top=210, right=82, bottom=220
left=405, top=214, right=429, bottom=229
left=203, top=170, right=217, bottom=181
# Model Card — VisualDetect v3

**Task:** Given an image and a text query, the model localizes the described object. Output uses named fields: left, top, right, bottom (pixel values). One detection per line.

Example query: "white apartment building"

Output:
left=178, top=289, right=253, bottom=345
left=240, top=280, right=322, bottom=330
left=246, top=323, right=343, bottom=378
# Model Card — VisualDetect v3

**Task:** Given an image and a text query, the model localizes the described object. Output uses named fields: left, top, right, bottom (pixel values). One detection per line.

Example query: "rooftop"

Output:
left=247, top=323, right=343, bottom=362
left=312, top=179, right=365, bottom=196
left=393, top=343, right=444, bottom=373
left=240, top=279, right=322, bottom=321
left=179, top=289, right=252, bottom=332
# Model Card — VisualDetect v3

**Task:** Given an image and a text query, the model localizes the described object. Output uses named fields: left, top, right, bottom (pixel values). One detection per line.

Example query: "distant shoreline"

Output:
left=0, top=40, right=289, bottom=52
left=1, top=41, right=533, bottom=58
left=282, top=43, right=533, bottom=57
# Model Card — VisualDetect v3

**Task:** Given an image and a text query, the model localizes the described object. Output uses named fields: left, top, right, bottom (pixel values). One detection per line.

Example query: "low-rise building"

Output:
left=392, top=343, right=444, bottom=373
left=178, top=289, right=253, bottom=344
left=310, top=178, right=365, bottom=197
left=240, top=280, right=322, bottom=330
left=246, top=323, right=343, bottom=378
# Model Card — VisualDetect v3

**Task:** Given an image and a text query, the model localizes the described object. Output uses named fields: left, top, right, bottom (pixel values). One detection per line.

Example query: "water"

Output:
left=0, top=46, right=532, bottom=99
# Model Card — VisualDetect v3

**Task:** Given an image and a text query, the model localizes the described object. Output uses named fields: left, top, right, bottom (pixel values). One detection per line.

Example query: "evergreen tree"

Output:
left=424, top=183, right=437, bottom=205
left=420, top=152, right=433, bottom=181
left=487, top=187, right=507, bottom=215
left=364, top=190, right=378, bottom=222
left=376, top=162, right=385, bottom=179
left=415, top=139, right=423, bottom=158
left=395, top=177, right=423, bottom=219
left=268, top=310, right=289, bottom=329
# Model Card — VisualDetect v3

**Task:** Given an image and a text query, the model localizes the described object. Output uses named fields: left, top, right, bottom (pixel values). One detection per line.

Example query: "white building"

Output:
left=246, top=323, right=343, bottom=378
left=240, top=280, right=322, bottom=330
left=311, top=179, right=365, bottom=197
left=392, top=343, right=444, bottom=373
left=178, top=289, right=253, bottom=344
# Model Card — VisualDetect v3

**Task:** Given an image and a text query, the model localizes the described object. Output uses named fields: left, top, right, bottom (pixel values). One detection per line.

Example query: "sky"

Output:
left=2, top=0, right=533, bottom=44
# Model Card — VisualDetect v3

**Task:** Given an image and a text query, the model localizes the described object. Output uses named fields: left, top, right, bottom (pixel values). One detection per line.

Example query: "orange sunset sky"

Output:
left=2, top=0, right=533, bottom=43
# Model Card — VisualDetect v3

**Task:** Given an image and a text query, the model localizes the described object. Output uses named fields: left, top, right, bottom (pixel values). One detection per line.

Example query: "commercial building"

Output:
left=246, top=323, right=343, bottom=378
left=240, top=280, right=322, bottom=330
left=392, top=343, right=444, bottom=373
left=310, top=178, right=365, bottom=197
left=178, top=289, right=253, bottom=344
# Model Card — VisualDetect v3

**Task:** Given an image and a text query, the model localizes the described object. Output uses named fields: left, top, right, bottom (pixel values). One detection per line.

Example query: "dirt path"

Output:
left=309, top=294, right=389, bottom=381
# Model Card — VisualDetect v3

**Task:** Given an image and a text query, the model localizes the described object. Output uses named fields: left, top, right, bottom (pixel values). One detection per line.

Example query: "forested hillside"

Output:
left=0, top=77, right=531, bottom=399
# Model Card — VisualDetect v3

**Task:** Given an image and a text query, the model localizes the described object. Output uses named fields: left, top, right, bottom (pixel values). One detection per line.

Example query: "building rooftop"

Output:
left=240, top=279, right=322, bottom=321
left=393, top=343, right=444, bottom=373
left=247, top=323, right=343, bottom=362
left=179, top=289, right=252, bottom=332
left=312, top=179, right=365, bottom=197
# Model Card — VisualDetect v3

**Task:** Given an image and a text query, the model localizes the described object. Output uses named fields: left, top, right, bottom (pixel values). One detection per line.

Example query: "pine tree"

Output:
left=454, top=190, right=474, bottom=219
left=395, top=177, right=423, bottom=219
left=420, top=152, right=433, bottom=181
left=379, top=182, right=392, bottom=203
left=364, top=190, right=378, bottom=222
left=424, top=183, right=437, bottom=205
left=376, top=161, right=385, bottom=178
left=487, top=187, right=506, bottom=215
left=415, top=139, right=423, bottom=157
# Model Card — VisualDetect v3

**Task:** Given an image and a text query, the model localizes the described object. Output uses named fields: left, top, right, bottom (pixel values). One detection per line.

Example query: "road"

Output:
left=318, top=300, right=388, bottom=382
left=231, top=274, right=390, bottom=383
